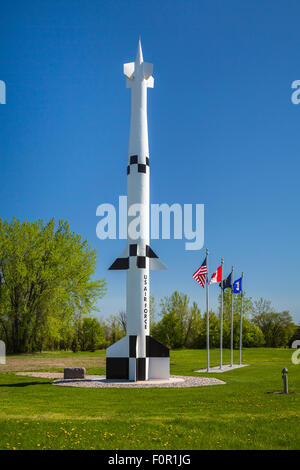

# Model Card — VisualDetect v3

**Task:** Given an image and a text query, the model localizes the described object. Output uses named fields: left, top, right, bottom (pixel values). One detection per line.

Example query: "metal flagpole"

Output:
left=239, top=272, right=244, bottom=365
left=230, top=265, right=234, bottom=367
left=206, top=248, right=209, bottom=372
left=220, top=257, right=224, bottom=370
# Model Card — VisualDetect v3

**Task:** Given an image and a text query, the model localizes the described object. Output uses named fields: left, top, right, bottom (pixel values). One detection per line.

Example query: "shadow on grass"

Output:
left=0, top=381, right=51, bottom=387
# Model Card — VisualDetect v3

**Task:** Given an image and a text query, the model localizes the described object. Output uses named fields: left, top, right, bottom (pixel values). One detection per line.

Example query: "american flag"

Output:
left=192, top=257, right=207, bottom=288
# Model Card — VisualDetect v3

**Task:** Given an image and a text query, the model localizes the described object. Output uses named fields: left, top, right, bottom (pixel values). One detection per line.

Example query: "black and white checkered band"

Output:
left=108, top=244, right=158, bottom=270
left=127, top=155, right=150, bottom=175
left=129, top=335, right=169, bottom=358
left=106, top=336, right=169, bottom=380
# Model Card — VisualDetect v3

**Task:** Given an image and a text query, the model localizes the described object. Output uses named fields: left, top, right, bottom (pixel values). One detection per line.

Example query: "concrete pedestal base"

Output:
left=195, top=364, right=250, bottom=373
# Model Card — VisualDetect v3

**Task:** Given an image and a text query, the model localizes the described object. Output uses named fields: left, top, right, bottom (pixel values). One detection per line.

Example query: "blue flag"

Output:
left=233, top=277, right=243, bottom=294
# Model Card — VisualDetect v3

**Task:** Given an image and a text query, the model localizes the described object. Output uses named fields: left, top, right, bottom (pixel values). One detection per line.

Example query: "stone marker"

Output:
left=64, top=368, right=86, bottom=379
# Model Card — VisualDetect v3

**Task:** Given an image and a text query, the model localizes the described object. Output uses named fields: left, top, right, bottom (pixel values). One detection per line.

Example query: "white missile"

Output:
left=106, top=39, right=170, bottom=381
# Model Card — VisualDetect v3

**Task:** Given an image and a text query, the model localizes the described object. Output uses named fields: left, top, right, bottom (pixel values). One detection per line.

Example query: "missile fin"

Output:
left=109, top=246, right=129, bottom=270
left=149, top=257, right=167, bottom=270
left=146, top=76, right=154, bottom=88
left=124, top=62, right=135, bottom=79
left=147, top=245, right=167, bottom=270
left=142, top=62, right=153, bottom=79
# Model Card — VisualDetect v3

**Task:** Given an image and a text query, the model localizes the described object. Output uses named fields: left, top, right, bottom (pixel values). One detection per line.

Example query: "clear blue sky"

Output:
left=1, top=0, right=299, bottom=322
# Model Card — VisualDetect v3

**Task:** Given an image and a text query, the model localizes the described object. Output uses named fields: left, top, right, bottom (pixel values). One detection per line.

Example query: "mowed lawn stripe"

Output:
left=0, top=348, right=299, bottom=449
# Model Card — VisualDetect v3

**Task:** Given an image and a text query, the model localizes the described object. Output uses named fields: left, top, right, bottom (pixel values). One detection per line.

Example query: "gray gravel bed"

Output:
left=52, top=375, right=226, bottom=388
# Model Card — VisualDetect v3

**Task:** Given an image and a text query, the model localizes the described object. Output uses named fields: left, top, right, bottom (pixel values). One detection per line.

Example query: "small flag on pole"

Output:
left=233, top=277, right=243, bottom=294
left=220, top=272, right=232, bottom=290
left=209, top=265, right=222, bottom=284
left=192, top=257, right=207, bottom=288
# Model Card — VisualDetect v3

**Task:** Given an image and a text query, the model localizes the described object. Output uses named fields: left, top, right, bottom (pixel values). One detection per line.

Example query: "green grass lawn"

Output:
left=0, top=348, right=299, bottom=450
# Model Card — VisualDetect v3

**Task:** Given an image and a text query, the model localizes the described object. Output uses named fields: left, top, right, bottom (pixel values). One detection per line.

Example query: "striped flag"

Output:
left=192, top=257, right=207, bottom=288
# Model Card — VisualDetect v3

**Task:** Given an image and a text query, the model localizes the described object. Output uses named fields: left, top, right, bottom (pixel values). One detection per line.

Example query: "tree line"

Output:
left=0, top=218, right=298, bottom=353
left=39, top=291, right=298, bottom=353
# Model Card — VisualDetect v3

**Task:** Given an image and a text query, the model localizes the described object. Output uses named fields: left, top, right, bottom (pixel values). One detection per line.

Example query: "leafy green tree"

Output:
left=241, top=318, right=265, bottom=347
left=104, top=314, right=126, bottom=345
left=251, top=297, right=296, bottom=347
left=152, top=290, right=266, bottom=350
left=253, top=297, right=272, bottom=316
left=71, top=336, right=80, bottom=353
left=77, top=317, right=105, bottom=351
left=196, top=311, right=219, bottom=349
left=184, top=302, right=202, bottom=348
left=152, top=292, right=202, bottom=349
left=58, top=322, right=74, bottom=351
left=289, top=324, right=300, bottom=347
left=0, top=218, right=106, bottom=353
left=252, top=310, right=296, bottom=347
left=155, top=292, right=190, bottom=348
left=220, top=289, right=254, bottom=322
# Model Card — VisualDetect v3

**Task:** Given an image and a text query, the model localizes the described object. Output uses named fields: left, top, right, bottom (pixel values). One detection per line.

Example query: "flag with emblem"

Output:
left=220, top=272, right=232, bottom=290
left=233, top=276, right=243, bottom=294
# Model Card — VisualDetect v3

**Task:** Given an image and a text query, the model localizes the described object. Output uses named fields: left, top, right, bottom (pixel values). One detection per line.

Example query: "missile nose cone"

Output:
left=135, top=37, right=143, bottom=65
